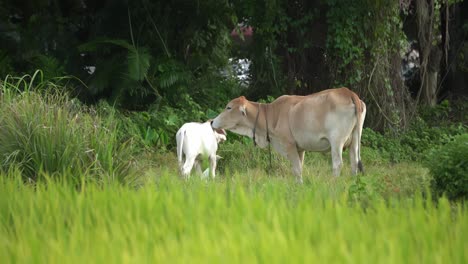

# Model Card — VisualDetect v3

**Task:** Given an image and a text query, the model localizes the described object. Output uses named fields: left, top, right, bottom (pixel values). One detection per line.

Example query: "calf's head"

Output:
left=206, top=119, right=227, bottom=143
left=213, top=128, right=227, bottom=143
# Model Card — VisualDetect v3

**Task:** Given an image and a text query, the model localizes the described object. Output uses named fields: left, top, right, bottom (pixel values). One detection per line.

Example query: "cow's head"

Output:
left=211, top=96, right=248, bottom=131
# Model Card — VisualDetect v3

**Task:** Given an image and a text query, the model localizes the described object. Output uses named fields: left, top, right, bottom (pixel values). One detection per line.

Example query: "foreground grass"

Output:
left=0, top=171, right=466, bottom=263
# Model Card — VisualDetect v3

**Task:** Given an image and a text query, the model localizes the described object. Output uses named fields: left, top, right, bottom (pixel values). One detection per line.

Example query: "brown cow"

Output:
left=211, top=87, right=366, bottom=183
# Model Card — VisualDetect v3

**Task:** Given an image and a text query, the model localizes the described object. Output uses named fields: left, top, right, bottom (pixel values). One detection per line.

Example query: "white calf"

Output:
left=176, top=121, right=226, bottom=179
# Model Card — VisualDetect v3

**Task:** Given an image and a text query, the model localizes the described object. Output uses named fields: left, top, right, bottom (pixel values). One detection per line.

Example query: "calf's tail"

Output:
left=176, top=130, right=185, bottom=165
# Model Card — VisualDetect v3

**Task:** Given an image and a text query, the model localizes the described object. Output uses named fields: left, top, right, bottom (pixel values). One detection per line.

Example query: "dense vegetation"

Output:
left=0, top=0, right=467, bottom=262
left=2, top=0, right=467, bottom=127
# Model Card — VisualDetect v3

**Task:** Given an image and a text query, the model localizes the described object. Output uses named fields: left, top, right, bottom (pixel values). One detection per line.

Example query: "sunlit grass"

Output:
left=0, top=170, right=466, bottom=263
left=0, top=72, right=465, bottom=263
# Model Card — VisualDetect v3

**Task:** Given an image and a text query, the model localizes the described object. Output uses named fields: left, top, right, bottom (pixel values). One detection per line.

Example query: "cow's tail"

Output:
left=176, top=129, right=185, bottom=166
left=350, top=91, right=366, bottom=173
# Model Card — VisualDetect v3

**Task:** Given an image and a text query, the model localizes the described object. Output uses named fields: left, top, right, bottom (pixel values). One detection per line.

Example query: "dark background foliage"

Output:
left=1, top=0, right=467, bottom=131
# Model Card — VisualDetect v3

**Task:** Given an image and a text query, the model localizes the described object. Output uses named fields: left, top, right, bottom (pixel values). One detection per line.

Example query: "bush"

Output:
left=0, top=89, right=139, bottom=184
left=361, top=118, right=467, bottom=163
left=426, top=134, right=468, bottom=201
left=401, top=117, right=467, bottom=161
left=361, top=128, right=411, bottom=163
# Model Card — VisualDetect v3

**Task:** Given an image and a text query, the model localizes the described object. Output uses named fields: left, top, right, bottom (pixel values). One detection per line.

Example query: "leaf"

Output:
left=127, top=47, right=151, bottom=81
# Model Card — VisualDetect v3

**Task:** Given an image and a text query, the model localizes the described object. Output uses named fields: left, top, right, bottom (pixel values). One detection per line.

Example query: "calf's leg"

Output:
left=209, top=154, right=217, bottom=179
left=194, top=159, right=203, bottom=176
left=181, top=156, right=196, bottom=179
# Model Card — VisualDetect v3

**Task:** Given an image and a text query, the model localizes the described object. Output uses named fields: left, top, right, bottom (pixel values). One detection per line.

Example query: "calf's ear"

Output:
left=214, top=128, right=226, bottom=135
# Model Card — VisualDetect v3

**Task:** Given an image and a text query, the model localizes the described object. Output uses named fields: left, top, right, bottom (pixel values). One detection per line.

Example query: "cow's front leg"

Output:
left=272, top=141, right=304, bottom=183
left=209, top=154, right=217, bottom=179
left=286, top=145, right=304, bottom=184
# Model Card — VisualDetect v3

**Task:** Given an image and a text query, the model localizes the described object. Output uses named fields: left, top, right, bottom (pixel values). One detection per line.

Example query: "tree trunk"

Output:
left=423, top=47, right=442, bottom=105
left=416, top=0, right=442, bottom=106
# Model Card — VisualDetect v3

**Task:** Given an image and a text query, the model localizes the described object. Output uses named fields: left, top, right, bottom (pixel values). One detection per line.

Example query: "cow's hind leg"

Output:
left=298, top=150, right=305, bottom=168
left=330, top=140, right=344, bottom=177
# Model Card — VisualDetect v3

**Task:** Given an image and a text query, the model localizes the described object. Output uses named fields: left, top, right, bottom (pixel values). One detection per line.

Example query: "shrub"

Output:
left=361, top=119, right=467, bottom=163
left=401, top=117, right=467, bottom=161
left=426, top=134, right=468, bottom=201
left=361, top=128, right=411, bottom=163
left=0, top=89, right=139, bottom=184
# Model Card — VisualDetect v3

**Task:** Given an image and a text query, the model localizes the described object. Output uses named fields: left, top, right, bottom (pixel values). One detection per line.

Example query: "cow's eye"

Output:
left=226, top=106, right=232, bottom=110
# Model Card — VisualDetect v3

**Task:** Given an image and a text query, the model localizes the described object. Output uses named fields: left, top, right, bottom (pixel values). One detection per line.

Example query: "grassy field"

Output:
left=1, top=165, right=466, bottom=263
left=0, top=78, right=466, bottom=263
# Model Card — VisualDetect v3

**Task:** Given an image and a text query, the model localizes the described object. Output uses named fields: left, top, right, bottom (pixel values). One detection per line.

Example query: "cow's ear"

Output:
left=240, top=105, right=247, bottom=116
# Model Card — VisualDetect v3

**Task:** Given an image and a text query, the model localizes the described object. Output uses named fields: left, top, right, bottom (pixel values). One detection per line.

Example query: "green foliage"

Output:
left=30, top=54, right=65, bottom=81
left=426, top=134, right=468, bottom=201
left=419, top=99, right=468, bottom=126
left=0, top=0, right=237, bottom=110
left=361, top=128, right=412, bottom=163
left=401, top=118, right=467, bottom=161
left=326, top=0, right=404, bottom=86
left=362, top=105, right=467, bottom=163
left=116, top=91, right=218, bottom=152
left=347, top=174, right=386, bottom=207
left=79, top=38, right=152, bottom=83
left=151, top=58, right=193, bottom=101
left=78, top=38, right=155, bottom=103
left=326, top=0, right=367, bottom=84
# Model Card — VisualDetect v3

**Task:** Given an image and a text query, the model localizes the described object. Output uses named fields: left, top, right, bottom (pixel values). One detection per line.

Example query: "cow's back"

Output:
left=287, top=88, right=358, bottom=151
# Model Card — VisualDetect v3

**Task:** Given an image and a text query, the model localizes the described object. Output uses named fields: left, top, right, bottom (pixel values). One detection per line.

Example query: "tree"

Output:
left=416, top=0, right=443, bottom=106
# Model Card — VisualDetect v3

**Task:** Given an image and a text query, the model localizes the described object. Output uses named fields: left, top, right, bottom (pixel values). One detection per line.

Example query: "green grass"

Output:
left=0, top=86, right=140, bottom=184
left=0, top=170, right=466, bottom=263
left=0, top=73, right=466, bottom=263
